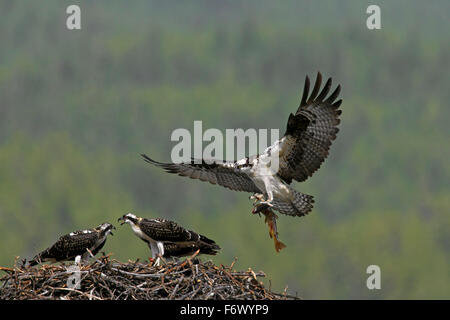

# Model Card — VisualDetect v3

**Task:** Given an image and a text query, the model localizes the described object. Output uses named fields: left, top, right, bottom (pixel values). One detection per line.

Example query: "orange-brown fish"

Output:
left=260, top=208, right=286, bottom=252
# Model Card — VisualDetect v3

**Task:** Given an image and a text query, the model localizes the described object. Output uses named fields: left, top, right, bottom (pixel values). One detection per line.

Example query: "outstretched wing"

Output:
left=277, top=72, right=342, bottom=184
left=141, top=154, right=260, bottom=193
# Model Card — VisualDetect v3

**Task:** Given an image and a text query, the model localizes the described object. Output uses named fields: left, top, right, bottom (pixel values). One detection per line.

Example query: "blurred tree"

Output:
left=0, top=0, right=448, bottom=299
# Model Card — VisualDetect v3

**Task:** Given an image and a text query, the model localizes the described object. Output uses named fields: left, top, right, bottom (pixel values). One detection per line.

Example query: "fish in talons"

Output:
left=253, top=206, right=286, bottom=253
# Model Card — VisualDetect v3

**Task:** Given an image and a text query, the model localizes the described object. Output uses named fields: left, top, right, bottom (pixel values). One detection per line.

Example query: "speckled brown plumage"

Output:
left=27, top=223, right=115, bottom=266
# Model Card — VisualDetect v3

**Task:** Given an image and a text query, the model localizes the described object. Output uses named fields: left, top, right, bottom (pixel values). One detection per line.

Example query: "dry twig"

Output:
left=0, top=255, right=299, bottom=300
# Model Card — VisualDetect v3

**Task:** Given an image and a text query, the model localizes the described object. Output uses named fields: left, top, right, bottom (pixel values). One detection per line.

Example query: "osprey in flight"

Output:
left=118, top=213, right=220, bottom=265
left=141, top=73, right=342, bottom=218
left=27, top=223, right=115, bottom=266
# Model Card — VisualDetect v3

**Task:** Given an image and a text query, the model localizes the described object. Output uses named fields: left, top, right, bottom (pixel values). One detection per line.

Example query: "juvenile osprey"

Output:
left=27, top=223, right=115, bottom=266
left=118, top=213, right=220, bottom=265
left=141, top=72, right=342, bottom=217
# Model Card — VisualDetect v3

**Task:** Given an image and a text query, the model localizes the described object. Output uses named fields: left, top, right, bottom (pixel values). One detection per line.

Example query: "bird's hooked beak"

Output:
left=110, top=225, right=116, bottom=236
left=117, top=216, right=126, bottom=225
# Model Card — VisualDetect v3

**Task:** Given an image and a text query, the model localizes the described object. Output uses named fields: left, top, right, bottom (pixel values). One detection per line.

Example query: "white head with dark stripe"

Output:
left=118, top=213, right=140, bottom=226
left=95, top=222, right=116, bottom=237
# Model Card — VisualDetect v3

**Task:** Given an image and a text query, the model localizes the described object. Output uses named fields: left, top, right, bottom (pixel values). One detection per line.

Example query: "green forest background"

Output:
left=0, top=1, right=449, bottom=299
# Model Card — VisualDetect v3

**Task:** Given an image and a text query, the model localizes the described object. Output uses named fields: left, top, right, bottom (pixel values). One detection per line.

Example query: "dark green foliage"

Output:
left=0, top=1, right=449, bottom=299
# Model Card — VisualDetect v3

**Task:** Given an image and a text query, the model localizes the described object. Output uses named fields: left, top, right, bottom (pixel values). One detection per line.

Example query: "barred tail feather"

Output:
left=199, top=241, right=221, bottom=255
left=272, top=189, right=314, bottom=217
left=27, top=248, right=52, bottom=267
left=291, top=189, right=315, bottom=216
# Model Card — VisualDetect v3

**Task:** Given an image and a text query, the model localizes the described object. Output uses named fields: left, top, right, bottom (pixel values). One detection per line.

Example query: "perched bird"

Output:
left=26, top=223, right=115, bottom=266
left=118, top=213, right=220, bottom=265
left=141, top=72, right=342, bottom=218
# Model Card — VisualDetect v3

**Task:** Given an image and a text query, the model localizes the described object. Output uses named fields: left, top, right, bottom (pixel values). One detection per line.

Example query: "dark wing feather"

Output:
left=278, top=72, right=342, bottom=183
left=163, top=240, right=220, bottom=257
left=139, top=218, right=197, bottom=242
left=36, top=231, right=99, bottom=262
left=141, top=154, right=260, bottom=193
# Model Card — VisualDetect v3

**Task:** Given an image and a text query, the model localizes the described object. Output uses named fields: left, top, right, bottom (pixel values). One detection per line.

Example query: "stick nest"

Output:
left=0, top=255, right=299, bottom=300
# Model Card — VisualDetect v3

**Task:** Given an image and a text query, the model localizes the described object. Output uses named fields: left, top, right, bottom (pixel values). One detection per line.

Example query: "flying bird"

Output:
left=118, top=213, right=220, bottom=265
left=26, top=223, right=115, bottom=266
left=141, top=72, right=342, bottom=218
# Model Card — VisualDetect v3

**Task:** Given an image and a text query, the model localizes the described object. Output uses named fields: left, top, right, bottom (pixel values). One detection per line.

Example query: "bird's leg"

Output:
left=74, top=255, right=82, bottom=266
left=249, top=193, right=265, bottom=203
left=264, top=189, right=274, bottom=205
left=259, top=178, right=275, bottom=207
left=149, top=241, right=159, bottom=265
left=250, top=193, right=267, bottom=216
left=154, top=241, right=167, bottom=266
left=154, top=255, right=167, bottom=267
left=252, top=189, right=274, bottom=214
